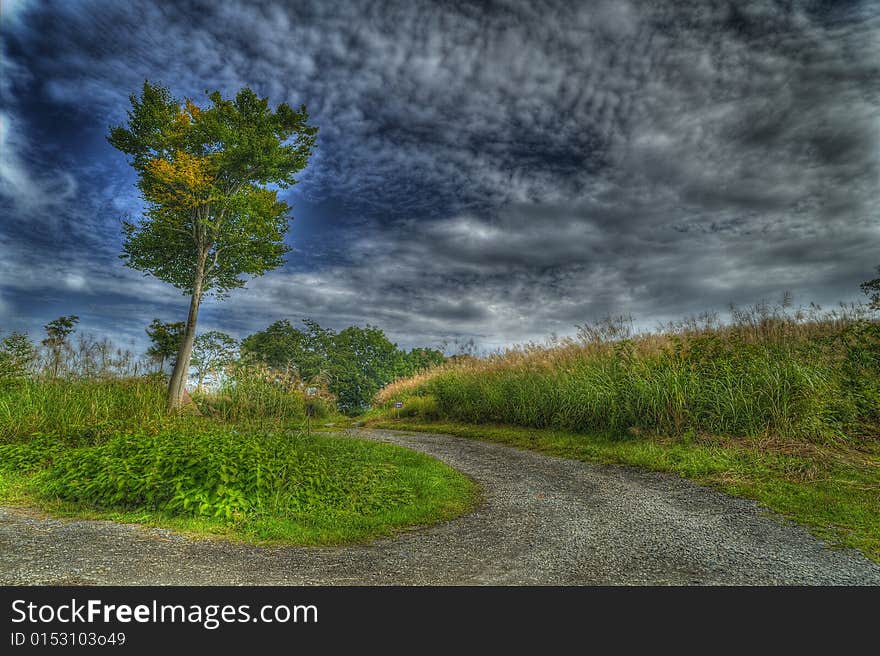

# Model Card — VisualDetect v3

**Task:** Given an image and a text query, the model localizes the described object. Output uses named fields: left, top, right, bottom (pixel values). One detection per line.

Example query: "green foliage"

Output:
left=0, top=377, right=168, bottom=444
left=109, top=81, right=318, bottom=298
left=0, top=436, right=64, bottom=474
left=398, top=395, right=440, bottom=420
left=242, top=319, right=445, bottom=414
left=402, top=347, right=446, bottom=373
left=38, top=428, right=418, bottom=521
left=191, top=330, right=237, bottom=387
left=381, top=318, right=880, bottom=442
left=0, top=380, right=474, bottom=546
left=145, top=319, right=185, bottom=371
left=198, top=362, right=307, bottom=425
left=240, top=319, right=329, bottom=380
left=327, top=325, right=404, bottom=414
left=109, top=81, right=317, bottom=409
left=0, top=331, right=37, bottom=384
left=20, top=426, right=475, bottom=545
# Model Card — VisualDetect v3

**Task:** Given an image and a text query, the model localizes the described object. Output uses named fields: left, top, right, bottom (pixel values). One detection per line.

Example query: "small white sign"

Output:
left=393, top=401, right=403, bottom=408
left=306, top=387, right=318, bottom=396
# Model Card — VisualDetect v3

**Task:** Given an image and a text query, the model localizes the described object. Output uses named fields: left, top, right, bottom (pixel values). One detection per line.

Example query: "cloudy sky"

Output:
left=1, top=0, right=878, bottom=353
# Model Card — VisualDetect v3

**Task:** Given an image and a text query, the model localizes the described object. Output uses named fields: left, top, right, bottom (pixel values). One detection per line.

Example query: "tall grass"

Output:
left=377, top=303, right=880, bottom=441
left=0, top=367, right=325, bottom=444
left=191, top=362, right=330, bottom=425
left=0, top=376, right=167, bottom=444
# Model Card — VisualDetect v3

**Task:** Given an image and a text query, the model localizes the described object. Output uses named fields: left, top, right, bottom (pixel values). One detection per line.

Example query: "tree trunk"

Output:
left=166, top=258, right=205, bottom=411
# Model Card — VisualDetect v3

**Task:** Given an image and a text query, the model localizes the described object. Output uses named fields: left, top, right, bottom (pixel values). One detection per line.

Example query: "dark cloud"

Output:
left=1, top=0, right=878, bottom=352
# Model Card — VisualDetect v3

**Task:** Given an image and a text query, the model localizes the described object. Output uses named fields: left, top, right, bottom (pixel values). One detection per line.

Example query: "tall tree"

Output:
left=108, top=82, right=317, bottom=409
left=327, top=325, right=404, bottom=414
left=191, top=330, right=237, bottom=390
left=42, top=315, right=79, bottom=378
left=145, top=319, right=185, bottom=372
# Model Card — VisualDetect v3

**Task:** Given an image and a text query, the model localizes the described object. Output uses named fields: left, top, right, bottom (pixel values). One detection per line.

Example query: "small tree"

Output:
left=109, top=82, right=317, bottom=410
left=191, top=330, right=238, bottom=390
left=145, top=319, right=185, bottom=373
left=41, top=315, right=79, bottom=378
left=0, top=331, right=37, bottom=383
left=862, top=266, right=880, bottom=310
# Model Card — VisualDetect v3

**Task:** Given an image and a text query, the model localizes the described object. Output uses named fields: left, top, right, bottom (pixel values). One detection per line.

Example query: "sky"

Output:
left=1, top=0, right=879, bottom=354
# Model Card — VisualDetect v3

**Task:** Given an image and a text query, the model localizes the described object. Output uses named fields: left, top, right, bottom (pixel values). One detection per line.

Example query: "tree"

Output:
left=145, top=319, right=185, bottom=372
left=108, top=82, right=318, bottom=410
left=191, top=330, right=238, bottom=390
left=862, top=266, right=880, bottom=310
left=401, top=347, right=445, bottom=376
left=240, top=318, right=330, bottom=380
left=0, top=331, right=37, bottom=383
left=42, top=315, right=79, bottom=378
left=327, top=325, right=404, bottom=414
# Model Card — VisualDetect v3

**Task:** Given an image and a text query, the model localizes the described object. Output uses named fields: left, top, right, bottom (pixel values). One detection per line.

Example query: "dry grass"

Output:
left=375, top=301, right=880, bottom=442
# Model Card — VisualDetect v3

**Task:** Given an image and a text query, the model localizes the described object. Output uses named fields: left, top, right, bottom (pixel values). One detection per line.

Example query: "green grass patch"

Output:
left=369, top=417, right=880, bottom=562
left=0, top=425, right=476, bottom=545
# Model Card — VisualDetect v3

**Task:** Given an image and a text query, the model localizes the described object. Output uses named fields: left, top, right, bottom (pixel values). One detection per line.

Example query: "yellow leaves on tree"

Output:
left=144, top=150, right=217, bottom=211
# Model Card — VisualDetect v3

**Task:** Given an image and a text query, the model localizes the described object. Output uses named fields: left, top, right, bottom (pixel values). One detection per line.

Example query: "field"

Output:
left=370, top=305, right=880, bottom=561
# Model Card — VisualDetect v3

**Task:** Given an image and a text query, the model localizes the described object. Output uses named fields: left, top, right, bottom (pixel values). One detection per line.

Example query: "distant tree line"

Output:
left=0, top=315, right=444, bottom=414
left=239, top=319, right=444, bottom=413
left=142, top=317, right=444, bottom=412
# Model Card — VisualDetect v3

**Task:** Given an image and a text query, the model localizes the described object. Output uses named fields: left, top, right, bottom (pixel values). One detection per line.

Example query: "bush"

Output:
left=398, top=395, right=440, bottom=420
left=37, top=427, right=416, bottom=521
left=197, top=363, right=307, bottom=424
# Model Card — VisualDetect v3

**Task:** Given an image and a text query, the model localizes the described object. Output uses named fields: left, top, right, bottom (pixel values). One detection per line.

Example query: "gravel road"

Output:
left=2, top=428, right=879, bottom=585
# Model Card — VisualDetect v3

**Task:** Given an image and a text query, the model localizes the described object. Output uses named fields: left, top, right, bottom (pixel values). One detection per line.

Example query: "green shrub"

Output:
left=37, top=428, right=416, bottom=521
left=399, top=395, right=440, bottom=420
left=198, top=363, right=306, bottom=424
left=0, top=435, right=64, bottom=473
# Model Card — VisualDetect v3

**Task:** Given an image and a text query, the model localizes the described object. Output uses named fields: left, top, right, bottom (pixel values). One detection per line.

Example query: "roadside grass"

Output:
left=368, top=417, right=880, bottom=563
left=376, top=313, right=880, bottom=442
left=0, top=378, right=476, bottom=545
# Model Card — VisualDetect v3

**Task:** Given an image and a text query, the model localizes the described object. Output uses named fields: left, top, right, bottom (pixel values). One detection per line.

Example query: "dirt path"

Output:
left=2, top=428, right=878, bottom=585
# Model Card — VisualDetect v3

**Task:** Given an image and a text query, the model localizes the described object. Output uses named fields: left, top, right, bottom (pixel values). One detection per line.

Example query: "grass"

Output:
left=377, top=310, right=880, bottom=441
left=0, top=377, right=476, bottom=545
left=0, top=376, right=168, bottom=444
left=368, top=417, right=880, bottom=562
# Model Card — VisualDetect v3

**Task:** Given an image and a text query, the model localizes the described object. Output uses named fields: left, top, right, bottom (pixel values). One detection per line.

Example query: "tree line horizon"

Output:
left=0, top=314, right=446, bottom=415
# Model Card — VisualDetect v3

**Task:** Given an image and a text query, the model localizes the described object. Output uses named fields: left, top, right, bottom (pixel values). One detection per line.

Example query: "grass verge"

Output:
left=0, top=424, right=476, bottom=547
left=368, top=417, right=880, bottom=563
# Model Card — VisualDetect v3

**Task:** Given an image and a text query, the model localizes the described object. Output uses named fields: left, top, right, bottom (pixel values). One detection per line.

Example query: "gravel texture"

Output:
left=1, top=428, right=879, bottom=585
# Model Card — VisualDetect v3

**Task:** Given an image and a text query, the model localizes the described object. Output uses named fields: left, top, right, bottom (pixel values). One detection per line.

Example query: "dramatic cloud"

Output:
left=1, top=0, right=878, bottom=352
